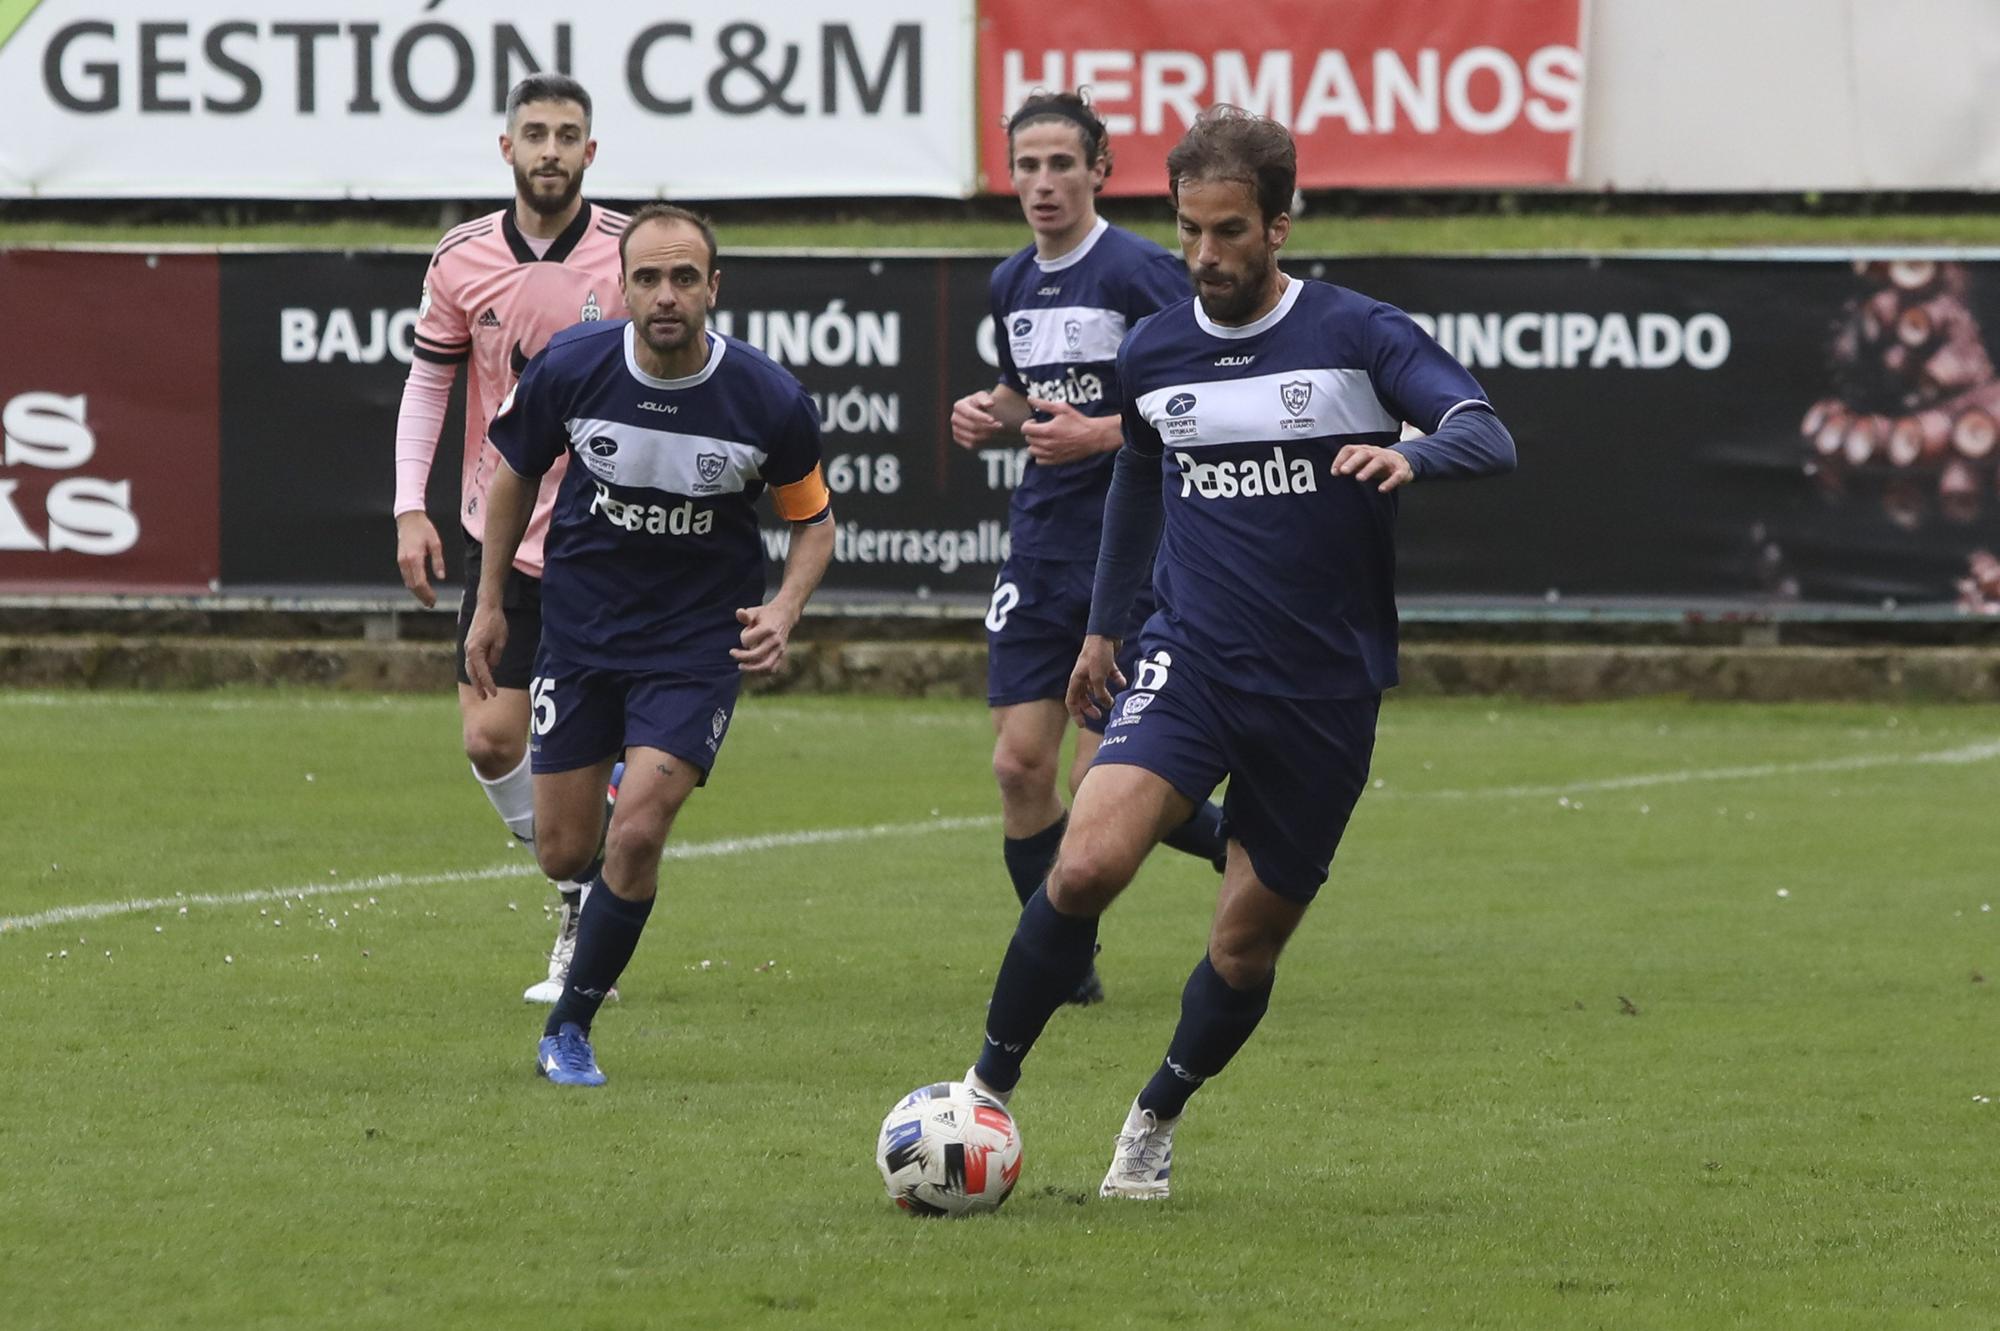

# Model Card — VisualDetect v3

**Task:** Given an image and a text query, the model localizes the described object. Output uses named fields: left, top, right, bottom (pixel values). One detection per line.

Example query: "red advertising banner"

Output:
left=977, top=0, right=1583, bottom=194
left=0, top=251, right=221, bottom=593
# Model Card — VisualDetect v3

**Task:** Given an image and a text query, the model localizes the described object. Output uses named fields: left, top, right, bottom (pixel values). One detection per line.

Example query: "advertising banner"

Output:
left=0, top=250, right=220, bottom=593
left=19, top=245, right=1998, bottom=613
left=0, top=0, right=973, bottom=199
left=977, top=0, right=1584, bottom=194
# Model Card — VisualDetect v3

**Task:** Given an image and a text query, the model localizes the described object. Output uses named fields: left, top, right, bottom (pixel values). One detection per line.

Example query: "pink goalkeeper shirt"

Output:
left=395, top=202, right=628, bottom=576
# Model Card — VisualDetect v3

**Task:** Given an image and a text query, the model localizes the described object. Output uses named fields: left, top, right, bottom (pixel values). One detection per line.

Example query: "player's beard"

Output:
left=1194, top=250, right=1278, bottom=325
left=514, top=162, right=584, bottom=217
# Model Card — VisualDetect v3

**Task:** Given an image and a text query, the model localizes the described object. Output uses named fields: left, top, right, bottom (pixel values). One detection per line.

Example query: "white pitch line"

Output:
left=9, top=738, right=1999, bottom=935
left=0, top=815, right=998, bottom=934
left=1392, top=738, right=2000, bottom=800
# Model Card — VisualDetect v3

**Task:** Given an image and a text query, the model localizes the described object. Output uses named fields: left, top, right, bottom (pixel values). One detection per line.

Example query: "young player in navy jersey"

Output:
left=949, top=92, right=1228, bottom=1005
left=466, top=204, right=836, bottom=1087
left=950, top=107, right=1517, bottom=1197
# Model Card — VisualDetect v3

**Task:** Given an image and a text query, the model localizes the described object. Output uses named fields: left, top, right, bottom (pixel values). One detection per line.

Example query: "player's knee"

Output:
left=991, top=740, right=1057, bottom=803
left=1046, top=840, right=1133, bottom=915
left=463, top=721, right=526, bottom=778
left=1207, top=943, right=1278, bottom=992
left=534, top=832, right=597, bottom=884
left=602, top=809, right=671, bottom=874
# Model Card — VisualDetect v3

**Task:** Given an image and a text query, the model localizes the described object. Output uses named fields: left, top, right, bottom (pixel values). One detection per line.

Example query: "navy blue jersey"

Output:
left=489, top=321, right=828, bottom=677
left=1119, top=278, right=1489, bottom=698
left=990, top=219, right=1188, bottom=561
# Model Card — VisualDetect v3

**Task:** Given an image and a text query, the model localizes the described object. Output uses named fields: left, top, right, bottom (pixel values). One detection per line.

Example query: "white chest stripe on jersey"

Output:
left=1005, top=305, right=1128, bottom=368
left=565, top=417, right=769, bottom=497
left=1136, top=368, right=1397, bottom=448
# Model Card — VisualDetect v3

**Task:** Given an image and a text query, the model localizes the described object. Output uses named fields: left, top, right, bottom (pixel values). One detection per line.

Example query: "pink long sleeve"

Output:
left=393, top=356, right=459, bottom=516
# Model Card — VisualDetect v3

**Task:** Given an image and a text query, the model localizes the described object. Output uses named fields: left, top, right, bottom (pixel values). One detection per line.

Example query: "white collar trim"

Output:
left=1194, top=273, right=1300, bottom=340
left=623, top=323, right=725, bottom=389
left=1035, top=217, right=1110, bottom=272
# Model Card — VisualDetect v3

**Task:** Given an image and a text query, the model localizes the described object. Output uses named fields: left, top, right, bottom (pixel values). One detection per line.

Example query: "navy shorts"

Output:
left=985, top=553, right=1150, bottom=736
left=1089, top=646, right=1379, bottom=902
left=528, top=646, right=741, bottom=782
left=455, top=537, right=541, bottom=692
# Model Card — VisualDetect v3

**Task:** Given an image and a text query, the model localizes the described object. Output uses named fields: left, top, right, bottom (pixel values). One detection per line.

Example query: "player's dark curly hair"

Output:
left=507, top=74, right=592, bottom=129
left=1007, top=90, right=1115, bottom=187
left=1165, top=104, right=1295, bottom=224
left=621, top=203, right=719, bottom=275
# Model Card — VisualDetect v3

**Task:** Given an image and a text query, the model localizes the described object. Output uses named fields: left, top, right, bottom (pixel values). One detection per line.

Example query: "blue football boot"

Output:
left=536, top=1021, right=607, bottom=1087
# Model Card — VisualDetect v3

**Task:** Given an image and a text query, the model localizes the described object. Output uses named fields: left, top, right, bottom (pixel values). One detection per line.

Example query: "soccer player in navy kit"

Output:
left=466, top=204, right=836, bottom=1086
left=950, top=92, right=1228, bottom=1004
left=954, top=107, right=1517, bottom=1197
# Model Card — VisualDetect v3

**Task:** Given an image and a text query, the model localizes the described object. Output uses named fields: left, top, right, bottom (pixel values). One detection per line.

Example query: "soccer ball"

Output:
left=875, top=1081, right=1023, bottom=1216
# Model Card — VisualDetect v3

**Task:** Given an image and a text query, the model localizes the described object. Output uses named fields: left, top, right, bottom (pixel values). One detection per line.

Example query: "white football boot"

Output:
left=523, top=892, right=581, bottom=1003
left=1099, top=1097, right=1179, bottom=1199
left=524, top=889, right=618, bottom=1005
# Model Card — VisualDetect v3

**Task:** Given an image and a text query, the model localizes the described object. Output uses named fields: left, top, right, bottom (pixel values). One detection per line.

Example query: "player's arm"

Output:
left=464, top=459, right=536, bottom=699
left=466, top=356, right=566, bottom=698
left=952, top=282, right=1038, bottom=449
left=952, top=379, right=1037, bottom=448
left=736, top=401, right=837, bottom=674
left=1069, top=366, right=1164, bottom=724
left=393, top=263, right=472, bottom=606
left=1335, top=303, right=1519, bottom=492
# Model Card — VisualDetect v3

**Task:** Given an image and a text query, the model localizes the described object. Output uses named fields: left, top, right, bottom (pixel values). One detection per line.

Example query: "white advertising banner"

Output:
left=0, top=0, right=975, bottom=198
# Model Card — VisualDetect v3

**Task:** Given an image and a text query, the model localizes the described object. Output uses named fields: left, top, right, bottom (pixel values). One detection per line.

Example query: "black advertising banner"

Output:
left=205, top=249, right=2000, bottom=611
left=219, top=253, right=466, bottom=588
left=1319, top=255, right=2000, bottom=609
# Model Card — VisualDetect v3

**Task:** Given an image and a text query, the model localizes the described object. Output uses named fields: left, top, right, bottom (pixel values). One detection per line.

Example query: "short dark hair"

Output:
left=506, top=74, right=592, bottom=129
left=1007, top=89, right=1114, bottom=186
left=620, top=203, right=720, bottom=276
left=1165, top=105, right=1295, bottom=224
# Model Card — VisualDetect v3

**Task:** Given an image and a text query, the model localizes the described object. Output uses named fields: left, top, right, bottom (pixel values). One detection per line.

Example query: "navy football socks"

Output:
left=1001, top=814, right=1067, bottom=906
left=1137, top=955, right=1274, bottom=1120
left=973, top=885, right=1100, bottom=1094
left=545, top=876, right=653, bottom=1038
left=1161, top=800, right=1228, bottom=873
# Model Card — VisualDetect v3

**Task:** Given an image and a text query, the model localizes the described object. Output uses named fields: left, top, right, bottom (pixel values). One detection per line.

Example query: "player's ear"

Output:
left=582, top=137, right=597, bottom=168
left=1267, top=210, right=1291, bottom=253
left=498, top=132, right=513, bottom=164
left=706, top=267, right=723, bottom=310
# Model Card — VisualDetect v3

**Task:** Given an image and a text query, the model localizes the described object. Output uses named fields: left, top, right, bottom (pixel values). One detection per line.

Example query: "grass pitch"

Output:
left=2, top=691, right=1996, bottom=1329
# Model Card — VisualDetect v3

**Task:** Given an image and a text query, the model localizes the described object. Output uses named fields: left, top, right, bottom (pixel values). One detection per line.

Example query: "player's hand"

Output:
left=463, top=604, right=507, bottom=700
left=1332, top=444, right=1415, bottom=492
left=1066, top=634, right=1126, bottom=726
left=732, top=602, right=798, bottom=674
left=395, top=511, right=447, bottom=608
left=1023, top=397, right=1115, bottom=466
left=950, top=390, right=1004, bottom=449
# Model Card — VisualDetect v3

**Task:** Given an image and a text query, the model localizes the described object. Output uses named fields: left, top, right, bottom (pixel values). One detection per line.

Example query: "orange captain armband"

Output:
left=771, top=464, right=832, bottom=523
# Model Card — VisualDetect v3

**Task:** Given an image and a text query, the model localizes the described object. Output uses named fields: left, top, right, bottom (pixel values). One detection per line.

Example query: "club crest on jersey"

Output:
left=1063, top=318, right=1082, bottom=353
left=417, top=281, right=432, bottom=320
left=581, top=290, right=602, bottom=322
left=1280, top=380, right=1313, bottom=417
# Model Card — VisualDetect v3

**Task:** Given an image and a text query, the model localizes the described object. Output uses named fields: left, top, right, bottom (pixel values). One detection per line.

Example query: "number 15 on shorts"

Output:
left=530, top=677, right=558, bottom=736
